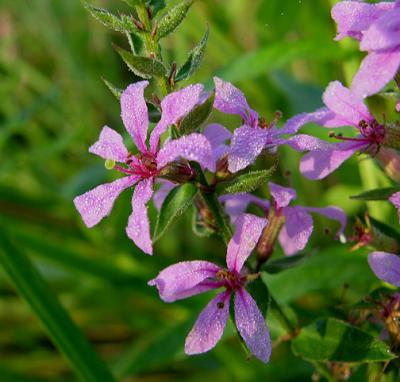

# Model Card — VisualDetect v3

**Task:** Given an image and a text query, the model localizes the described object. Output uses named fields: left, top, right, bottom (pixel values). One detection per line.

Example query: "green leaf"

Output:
left=148, top=0, right=167, bottom=15
left=369, top=216, right=400, bottom=244
left=262, top=254, right=307, bottom=274
left=246, top=278, right=270, bottom=318
left=156, top=0, right=194, bottom=40
left=153, top=183, right=198, bottom=241
left=178, top=92, right=215, bottom=135
left=113, top=44, right=167, bottom=79
left=291, top=318, right=396, bottom=363
left=217, top=168, right=276, bottom=195
left=102, top=78, right=123, bottom=100
left=350, top=186, right=400, bottom=201
left=83, top=2, right=137, bottom=33
left=176, top=26, right=209, bottom=82
left=0, top=228, right=117, bottom=382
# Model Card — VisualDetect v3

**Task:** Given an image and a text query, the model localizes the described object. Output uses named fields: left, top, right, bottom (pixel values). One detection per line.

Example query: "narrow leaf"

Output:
left=178, top=92, right=215, bottom=135
left=262, top=254, right=307, bottom=274
left=148, top=0, right=167, bottom=16
left=246, top=278, right=270, bottom=318
left=156, top=0, right=194, bottom=40
left=102, top=78, right=123, bottom=100
left=153, top=183, right=198, bottom=241
left=369, top=216, right=400, bottom=244
left=113, top=44, right=167, bottom=79
left=217, top=168, right=276, bottom=195
left=292, top=318, right=396, bottom=363
left=350, top=186, right=400, bottom=201
left=0, top=229, right=117, bottom=382
left=176, top=26, right=209, bottom=82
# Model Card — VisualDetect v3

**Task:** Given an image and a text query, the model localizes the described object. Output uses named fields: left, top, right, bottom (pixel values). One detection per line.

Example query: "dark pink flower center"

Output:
left=216, top=269, right=245, bottom=291
left=115, top=152, right=159, bottom=179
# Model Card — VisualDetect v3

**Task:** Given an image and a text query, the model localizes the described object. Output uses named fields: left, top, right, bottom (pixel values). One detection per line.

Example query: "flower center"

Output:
left=216, top=269, right=244, bottom=290
left=114, top=152, right=159, bottom=178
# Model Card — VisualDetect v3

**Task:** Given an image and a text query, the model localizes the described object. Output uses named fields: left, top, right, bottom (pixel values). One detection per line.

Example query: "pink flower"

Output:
left=389, top=191, right=400, bottom=221
left=332, top=0, right=400, bottom=98
left=368, top=251, right=400, bottom=287
left=74, top=81, right=212, bottom=255
left=148, top=214, right=271, bottom=363
left=220, top=182, right=347, bottom=256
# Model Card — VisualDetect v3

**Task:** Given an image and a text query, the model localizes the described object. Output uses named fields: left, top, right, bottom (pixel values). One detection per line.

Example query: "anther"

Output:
left=217, top=302, right=225, bottom=309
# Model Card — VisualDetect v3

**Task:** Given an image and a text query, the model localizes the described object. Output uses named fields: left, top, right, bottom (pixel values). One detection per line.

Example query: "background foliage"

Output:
left=0, top=0, right=398, bottom=381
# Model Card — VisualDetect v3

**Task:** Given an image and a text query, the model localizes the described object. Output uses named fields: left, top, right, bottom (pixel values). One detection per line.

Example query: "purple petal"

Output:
left=368, top=252, right=400, bottom=287
left=323, top=81, right=373, bottom=126
left=126, top=178, right=154, bottom=255
left=300, top=140, right=365, bottom=180
left=352, top=51, right=400, bottom=99
left=148, top=260, right=221, bottom=302
left=226, top=214, right=267, bottom=273
left=121, top=81, right=149, bottom=153
left=269, top=182, right=297, bottom=209
left=389, top=192, right=400, bottom=221
left=304, top=206, right=347, bottom=238
left=279, top=206, right=313, bottom=255
left=234, top=288, right=271, bottom=363
left=213, top=77, right=258, bottom=125
left=88, top=126, right=129, bottom=162
left=219, top=194, right=270, bottom=223
left=185, top=291, right=231, bottom=355
left=284, top=134, right=331, bottom=152
left=396, top=102, right=400, bottom=112
left=156, top=133, right=212, bottom=170
left=149, top=84, right=204, bottom=152
left=228, top=126, right=270, bottom=173
left=331, top=1, right=395, bottom=41
left=361, top=8, right=400, bottom=51
left=73, top=176, right=137, bottom=228
left=153, top=180, right=176, bottom=210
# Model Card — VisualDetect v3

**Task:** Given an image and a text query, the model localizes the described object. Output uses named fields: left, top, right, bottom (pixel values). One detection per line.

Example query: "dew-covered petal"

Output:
left=156, top=133, right=213, bottom=170
left=228, top=126, right=270, bottom=173
left=300, top=140, right=365, bottom=180
left=234, top=288, right=271, bottom=363
left=121, top=81, right=149, bottom=153
left=153, top=180, right=176, bottom=210
left=204, top=123, right=232, bottom=148
left=213, top=77, right=258, bottom=125
left=331, top=1, right=395, bottom=41
left=74, top=176, right=138, bottom=228
left=185, top=291, right=231, bottom=355
left=88, top=126, right=129, bottom=162
left=226, top=213, right=267, bottom=273
left=368, top=251, right=400, bottom=286
left=304, top=206, right=347, bottom=238
left=148, top=260, right=221, bottom=302
left=279, top=206, right=313, bottom=255
left=352, top=51, right=400, bottom=99
left=269, top=182, right=297, bottom=209
left=150, top=84, right=204, bottom=152
left=126, top=178, right=154, bottom=255
left=323, top=81, right=373, bottom=126
left=361, top=8, right=400, bottom=51
left=284, top=134, right=331, bottom=152
left=389, top=192, right=400, bottom=221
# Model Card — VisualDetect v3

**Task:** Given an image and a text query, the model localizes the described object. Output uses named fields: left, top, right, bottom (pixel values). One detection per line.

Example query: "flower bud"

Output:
left=158, top=159, right=196, bottom=184
left=376, top=147, right=400, bottom=182
left=384, top=123, right=400, bottom=151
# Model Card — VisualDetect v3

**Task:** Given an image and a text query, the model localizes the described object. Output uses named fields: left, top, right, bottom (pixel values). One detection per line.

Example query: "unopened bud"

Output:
left=376, top=147, right=400, bottom=182
left=159, top=160, right=196, bottom=184
left=384, top=123, right=400, bottom=151
left=104, top=158, right=115, bottom=170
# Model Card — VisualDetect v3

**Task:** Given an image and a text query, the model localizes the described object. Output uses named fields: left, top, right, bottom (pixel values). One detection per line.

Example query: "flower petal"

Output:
left=185, top=291, right=230, bottom=355
left=304, top=206, right=347, bottom=238
left=234, top=288, right=271, bottom=363
left=368, top=251, right=400, bottom=287
left=323, top=81, right=373, bottom=126
left=389, top=192, right=400, bottom=221
left=204, top=123, right=232, bottom=148
left=226, top=213, right=267, bottom=273
left=148, top=260, right=221, bottom=302
left=156, top=133, right=212, bottom=170
left=269, top=182, right=297, bottom=209
left=150, top=84, right=204, bottom=152
left=228, top=126, right=270, bottom=173
left=213, top=77, right=258, bottom=125
left=121, top=81, right=150, bottom=153
left=126, top=178, right=154, bottom=255
left=284, top=134, right=330, bottom=152
left=299, top=140, right=364, bottom=180
left=280, top=206, right=313, bottom=255
left=73, top=176, right=138, bottom=228
left=352, top=51, right=400, bottom=99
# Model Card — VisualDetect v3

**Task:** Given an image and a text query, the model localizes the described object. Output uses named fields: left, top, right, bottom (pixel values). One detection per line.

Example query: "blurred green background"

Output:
left=0, top=0, right=398, bottom=381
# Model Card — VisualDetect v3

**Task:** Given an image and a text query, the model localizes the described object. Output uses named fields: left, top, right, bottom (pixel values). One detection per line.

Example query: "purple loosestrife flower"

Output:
left=368, top=251, right=400, bottom=287
left=213, top=77, right=325, bottom=173
left=332, top=0, right=400, bottom=98
left=74, top=81, right=212, bottom=255
left=220, top=182, right=347, bottom=256
left=148, top=214, right=272, bottom=363
left=390, top=192, right=400, bottom=220
left=293, top=81, right=388, bottom=179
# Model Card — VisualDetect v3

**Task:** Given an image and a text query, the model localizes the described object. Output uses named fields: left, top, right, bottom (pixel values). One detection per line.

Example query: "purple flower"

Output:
left=213, top=77, right=324, bottom=173
left=221, top=182, right=347, bottom=256
left=332, top=0, right=400, bottom=98
left=74, top=81, right=212, bottom=255
left=148, top=214, right=271, bottom=362
left=389, top=191, right=400, bottom=221
left=368, top=251, right=400, bottom=287
left=292, top=81, right=387, bottom=179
